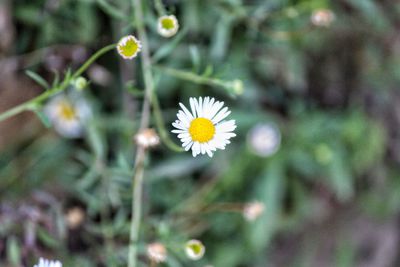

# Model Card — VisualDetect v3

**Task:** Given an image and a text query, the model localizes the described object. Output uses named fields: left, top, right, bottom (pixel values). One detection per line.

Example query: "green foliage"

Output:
left=0, top=0, right=398, bottom=266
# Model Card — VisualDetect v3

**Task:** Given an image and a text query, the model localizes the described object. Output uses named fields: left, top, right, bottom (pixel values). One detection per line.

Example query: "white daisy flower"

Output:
left=157, top=15, right=179, bottom=38
left=44, top=94, right=91, bottom=138
left=117, top=35, right=141, bottom=59
left=33, top=257, right=62, bottom=267
left=172, top=97, right=236, bottom=157
left=185, top=239, right=205, bottom=261
left=247, top=123, right=281, bottom=157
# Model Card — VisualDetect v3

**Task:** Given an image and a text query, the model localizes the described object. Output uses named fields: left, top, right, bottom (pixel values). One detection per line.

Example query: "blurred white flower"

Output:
left=33, top=257, right=62, bottom=267
left=147, top=242, right=167, bottom=263
left=44, top=94, right=91, bottom=138
left=134, top=128, right=160, bottom=148
left=185, top=239, right=205, bottom=260
left=311, top=9, right=335, bottom=27
left=243, top=201, right=265, bottom=222
left=157, top=15, right=179, bottom=38
left=117, top=35, right=141, bottom=59
left=247, top=123, right=281, bottom=157
left=172, top=97, right=236, bottom=157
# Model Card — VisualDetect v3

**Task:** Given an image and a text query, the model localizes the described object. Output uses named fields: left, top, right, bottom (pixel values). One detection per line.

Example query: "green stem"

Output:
left=0, top=44, right=116, bottom=123
left=151, top=92, right=183, bottom=152
left=128, top=0, right=155, bottom=266
left=154, top=0, right=166, bottom=17
left=154, top=65, right=226, bottom=88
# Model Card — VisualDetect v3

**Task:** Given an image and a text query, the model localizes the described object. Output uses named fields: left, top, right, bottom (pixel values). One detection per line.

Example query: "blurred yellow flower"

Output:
left=117, top=35, right=141, bottom=59
left=44, top=94, right=91, bottom=138
left=185, top=239, right=205, bottom=260
left=158, top=15, right=179, bottom=38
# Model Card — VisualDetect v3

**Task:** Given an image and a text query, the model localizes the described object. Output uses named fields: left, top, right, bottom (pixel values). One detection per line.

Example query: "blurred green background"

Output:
left=1, top=0, right=400, bottom=266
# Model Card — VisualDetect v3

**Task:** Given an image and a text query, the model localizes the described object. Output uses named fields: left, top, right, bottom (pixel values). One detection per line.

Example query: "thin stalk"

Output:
left=0, top=44, right=116, bottom=123
left=154, top=0, right=166, bottom=17
left=128, top=0, right=155, bottom=266
left=151, top=91, right=183, bottom=152
left=154, top=65, right=227, bottom=88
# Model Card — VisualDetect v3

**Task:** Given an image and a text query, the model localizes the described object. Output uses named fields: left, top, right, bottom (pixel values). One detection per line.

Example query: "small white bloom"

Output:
left=185, top=239, right=205, bottom=260
left=33, top=257, right=62, bottom=267
left=44, top=94, right=91, bottom=138
left=157, top=15, right=179, bottom=38
left=311, top=9, right=335, bottom=27
left=172, top=97, right=236, bottom=158
left=243, top=201, right=265, bottom=222
left=134, top=128, right=160, bottom=148
left=247, top=123, right=281, bottom=157
left=147, top=242, right=167, bottom=263
left=117, top=35, right=141, bottom=59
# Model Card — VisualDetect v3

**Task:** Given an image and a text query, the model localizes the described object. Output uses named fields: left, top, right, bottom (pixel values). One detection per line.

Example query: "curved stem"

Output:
left=151, top=92, right=183, bottom=152
left=128, top=0, right=155, bottom=266
left=0, top=44, right=116, bottom=123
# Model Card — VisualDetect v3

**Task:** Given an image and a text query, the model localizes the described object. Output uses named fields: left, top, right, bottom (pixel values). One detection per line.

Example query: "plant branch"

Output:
left=128, top=0, right=155, bottom=266
left=0, top=44, right=116, bottom=123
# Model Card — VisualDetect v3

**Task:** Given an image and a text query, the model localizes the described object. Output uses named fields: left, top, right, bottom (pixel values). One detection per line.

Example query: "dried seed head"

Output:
left=243, top=201, right=265, bottom=222
left=134, top=128, right=160, bottom=148
left=147, top=242, right=167, bottom=263
left=65, top=207, right=85, bottom=229
left=311, top=9, right=335, bottom=27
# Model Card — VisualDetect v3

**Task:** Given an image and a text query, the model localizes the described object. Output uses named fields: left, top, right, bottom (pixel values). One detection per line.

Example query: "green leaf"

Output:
left=37, top=227, right=60, bottom=248
left=6, top=236, right=21, bottom=266
left=25, top=70, right=50, bottom=89
left=247, top=157, right=286, bottom=252
left=33, top=109, right=52, bottom=128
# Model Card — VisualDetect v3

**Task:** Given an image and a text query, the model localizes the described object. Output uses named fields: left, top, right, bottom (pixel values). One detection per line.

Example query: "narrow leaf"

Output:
left=25, top=70, right=50, bottom=89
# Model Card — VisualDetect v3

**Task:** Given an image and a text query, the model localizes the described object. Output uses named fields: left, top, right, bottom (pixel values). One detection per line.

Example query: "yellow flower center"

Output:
left=189, top=118, right=215, bottom=143
left=119, top=38, right=139, bottom=58
left=161, top=17, right=175, bottom=30
left=187, top=243, right=203, bottom=255
left=58, top=101, right=76, bottom=121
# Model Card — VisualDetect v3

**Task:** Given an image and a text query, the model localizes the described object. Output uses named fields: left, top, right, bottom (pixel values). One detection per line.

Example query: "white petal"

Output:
left=197, top=97, right=203, bottom=117
left=177, top=111, right=191, bottom=127
left=212, top=107, right=230, bottom=124
left=178, top=132, right=191, bottom=139
left=208, top=101, right=224, bottom=120
left=172, top=121, right=187, bottom=130
left=179, top=103, right=194, bottom=120
left=171, top=129, right=186, bottom=133
left=216, top=120, right=237, bottom=133
left=190, top=98, right=197, bottom=117
left=184, top=141, right=194, bottom=151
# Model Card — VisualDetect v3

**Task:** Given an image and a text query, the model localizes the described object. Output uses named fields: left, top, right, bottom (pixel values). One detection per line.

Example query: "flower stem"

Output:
left=0, top=44, right=116, bottom=123
left=128, top=0, right=155, bottom=266
left=154, top=65, right=227, bottom=87
left=151, top=92, right=183, bottom=152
